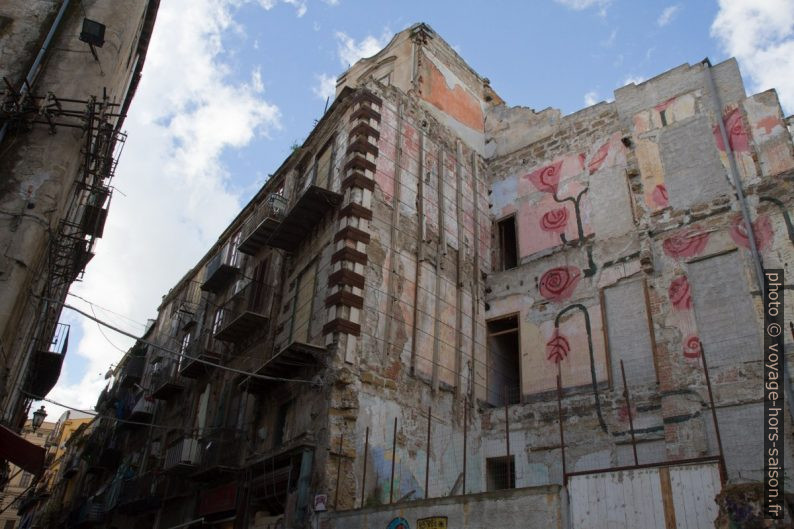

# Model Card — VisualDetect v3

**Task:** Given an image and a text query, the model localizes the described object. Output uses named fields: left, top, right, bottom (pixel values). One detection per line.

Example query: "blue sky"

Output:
left=46, top=0, right=794, bottom=415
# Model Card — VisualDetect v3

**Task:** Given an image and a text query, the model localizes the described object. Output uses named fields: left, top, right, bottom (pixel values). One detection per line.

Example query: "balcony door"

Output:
left=290, top=261, right=317, bottom=344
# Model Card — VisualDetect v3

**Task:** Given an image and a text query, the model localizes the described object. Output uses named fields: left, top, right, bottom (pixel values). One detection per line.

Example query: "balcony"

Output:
left=239, top=193, right=288, bottom=255
left=201, top=241, right=241, bottom=293
left=68, top=498, right=105, bottom=527
left=191, top=428, right=243, bottom=481
left=164, top=435, right=201, bottom=473
left=213, top=281, right=272, bottom=343
left=150, top=360, right=184, bottom=400
left=24, top=323, right=69, bottom=399
left=255, top=341, right=325, bottom=380
left=116, top=473, right=164, bottom=514
left=118, top=355, right=145, bottom=388
left=62, top=455, right=81, bottom=478
left=179, top=332, right=222, bottom=378
left=128, top=395, right=155, bottom=422
left=265, top=185, right=343, bottom=251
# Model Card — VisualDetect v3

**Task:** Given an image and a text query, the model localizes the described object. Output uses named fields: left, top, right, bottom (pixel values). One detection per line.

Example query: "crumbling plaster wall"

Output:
left=0, top=0, right=152, bottom=419
left=325, top=82, right=492, bottom=509
left=482, top=58, right=794, bottom=486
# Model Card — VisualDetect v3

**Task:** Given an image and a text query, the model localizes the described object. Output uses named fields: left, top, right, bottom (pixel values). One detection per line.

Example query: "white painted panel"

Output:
left=670, top=464, right=721, bottom=529
left=569, top=463, right=721, bottom=529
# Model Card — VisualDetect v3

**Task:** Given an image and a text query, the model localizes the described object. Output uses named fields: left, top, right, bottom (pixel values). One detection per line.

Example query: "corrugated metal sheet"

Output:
left=569, top=462, right=721, bottom=529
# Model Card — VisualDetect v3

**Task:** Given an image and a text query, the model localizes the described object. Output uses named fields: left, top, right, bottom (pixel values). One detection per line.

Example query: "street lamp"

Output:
left=31, top=406, right=47, bottom=432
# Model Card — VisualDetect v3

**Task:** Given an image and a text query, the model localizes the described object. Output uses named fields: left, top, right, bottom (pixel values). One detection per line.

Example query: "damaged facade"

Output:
left=0, top=0, right=160, bottom=482
left=42, top=23, right=794, bottom=529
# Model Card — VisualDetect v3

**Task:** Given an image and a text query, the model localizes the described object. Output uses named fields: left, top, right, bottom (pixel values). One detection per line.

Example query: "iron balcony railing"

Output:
left=116, top=472, right=164, bottom=513
left=201, top=239, right=241, bottom=292
left=25, top=322, right=69, bottom=399
left=150, top=359, right=184, bottom=400
left=238, top=192, right=288, bottom=255
left=178, top=330, right=223, bottom=377
left=213, top=281, right=273, bottom=343
left=193, top=428, right=244, bottom=479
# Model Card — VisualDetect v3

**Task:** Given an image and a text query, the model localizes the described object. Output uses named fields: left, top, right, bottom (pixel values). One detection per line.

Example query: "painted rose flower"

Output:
left=730, top=214, right=774, bottom=252
left=546, top=331, right=570, bottom=363
left=683, top=335, right=702, bottom=359
left=588, top=141, right=610, bottom=174
left=651, top=184, right=669, bottom=208
left=540, top=207, right=569, bottom=233
left=526, top=160, right=563, bottom=194
left=668, top=275, right=693, bottom=311
left=662, top=227, right=709, bottom=259
left=539, top=266, right=581, bottom=302
left=713, top=108, right=749, bottom=153
left=618, top=403, right=638, bottom=423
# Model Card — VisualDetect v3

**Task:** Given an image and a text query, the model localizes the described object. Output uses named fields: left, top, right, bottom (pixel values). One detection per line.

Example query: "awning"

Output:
left=0, top=424, right=45, bottom=475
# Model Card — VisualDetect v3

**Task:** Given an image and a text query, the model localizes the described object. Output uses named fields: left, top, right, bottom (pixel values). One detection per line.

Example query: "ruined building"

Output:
left=0, top=0, right=160, bottom=485
left=44, top=23, right=794, bottom=529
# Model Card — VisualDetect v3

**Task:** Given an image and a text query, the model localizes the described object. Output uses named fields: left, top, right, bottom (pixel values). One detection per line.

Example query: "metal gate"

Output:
left=568, top=461, right=721, bottom=529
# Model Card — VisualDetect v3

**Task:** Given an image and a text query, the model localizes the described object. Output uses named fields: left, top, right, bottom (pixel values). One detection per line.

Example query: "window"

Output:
left=273, top=401, right=292, bottom=448
left=497, top=216, right=518, bottom=270
left=687, top=251, right=758, bottom=367
left=603, top=280, right=657, bottom=386
left=313, top=138, right=334, bottom=189
left=487, top=315, right=521, bottom=406
left=19, top=472, right=32, bottom=487
left=486, top=456, right=515, bottom=491
left=180, top=332, right=191, bottom=355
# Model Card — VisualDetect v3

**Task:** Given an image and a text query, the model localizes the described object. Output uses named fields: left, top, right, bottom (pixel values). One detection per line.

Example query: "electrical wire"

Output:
left=36, top=295, right=316, bottom=385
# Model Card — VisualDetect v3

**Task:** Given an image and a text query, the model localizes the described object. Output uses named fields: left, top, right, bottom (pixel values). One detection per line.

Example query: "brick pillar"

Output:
left=324, top=90, right=382, bottom=364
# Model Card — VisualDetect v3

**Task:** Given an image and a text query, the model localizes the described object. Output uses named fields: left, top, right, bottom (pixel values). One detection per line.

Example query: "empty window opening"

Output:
left=486, top=455, right=515, bottom=491
left=497, top=216, right=518, bottom=270
left=487, top=315, right=521, bottom=406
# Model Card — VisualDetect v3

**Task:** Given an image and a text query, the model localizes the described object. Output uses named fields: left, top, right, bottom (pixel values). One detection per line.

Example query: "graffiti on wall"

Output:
left=548, top=303, right=607, bottom=432
left=668, top=273, right=701, bottom=360
left=416, top=517, right=448, bottom=529
left=387, top=518, right=410, bottom=529
left=526, top=157, right=596, bottom=276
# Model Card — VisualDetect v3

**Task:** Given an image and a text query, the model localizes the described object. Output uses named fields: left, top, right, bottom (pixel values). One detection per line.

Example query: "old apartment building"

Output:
left=0, top=0, right=159, bottom=482
left=38, top=23, right=794, bottom=529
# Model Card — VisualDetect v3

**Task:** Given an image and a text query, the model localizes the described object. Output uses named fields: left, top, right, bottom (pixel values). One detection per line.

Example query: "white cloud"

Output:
left=657, top=5, right=681, bottom=27
left=602, top=29, right=617, bottom=47
left=48, top=0, right=280, bottom=414
left=252, top=67, right=265, bottom=92
left=554, top=0, right=611, bottom=16
left=711, top=0, right=794, bottom=112
left=322, top=0, right=339, bottom=5
left=584, top=90, right=600, bottom=106
left=254, top=0, right=306, bottom=16
left=335, top=30, right=392, bottom=68
left=284, top=0, right=307, bottom=17
left=623, top=74, right=646, bottom=85
left=313, top=73, right=337, bottom=101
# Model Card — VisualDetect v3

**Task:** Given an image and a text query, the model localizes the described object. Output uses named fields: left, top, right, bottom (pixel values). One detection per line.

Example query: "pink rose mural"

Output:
left=730, top=214, right=774, bottom=252
left=546, top=331, right=570, bottom=364
left=539, top=266, right=582, bottom=302
left=668, top=275, right=693, bottom=311
left=588, top=141, right=610, bottom=175
left=662, top=227, right=709, bottom=259
left=652, top=184, right=669, bottom=208
left=683, top=335, right=702, bottom=359
left=526, top=161, right=563, bottom=194
left=714, top=108, right=750, bottom=153
left=539, top=207, right=569, bottom=233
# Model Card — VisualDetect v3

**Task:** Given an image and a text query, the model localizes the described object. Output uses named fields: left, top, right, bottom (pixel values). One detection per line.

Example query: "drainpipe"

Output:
left=703, top=59, right=794, bottom=421
left=0, top=0, right=71, bottom=146
left=702, top=58, right=765, bottom=294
